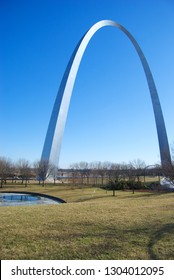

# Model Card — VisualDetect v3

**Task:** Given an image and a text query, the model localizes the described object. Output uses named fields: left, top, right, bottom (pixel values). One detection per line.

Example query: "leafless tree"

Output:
left=34, top=160, right=54, bottom=186
left=69, top=165, right=79, bottom=184
left=69, top=162, right=90, bottom=184
left=51, top=165, right=60, bottom=184
left=87, top=161, right=110, bottom=185
left=70, top=162, right=81, bottom=184
left=97, top=161, right=110, bottom=185
left=16, top=159, right=31, bottom=187
left=78, top=161, right=89, bottom=184
left=129, top=159, right=146, bottom=182
left=0, top=157, right=13, bottom=187
left=161, top=158, right=174, bottom=184
left=110, top=163, right=122, bottom=181
left=164, top=142, right=174, bottom=182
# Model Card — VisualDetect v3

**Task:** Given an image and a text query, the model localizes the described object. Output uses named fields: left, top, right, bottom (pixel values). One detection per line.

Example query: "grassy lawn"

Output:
left=0, top=184, right=174, bottom=259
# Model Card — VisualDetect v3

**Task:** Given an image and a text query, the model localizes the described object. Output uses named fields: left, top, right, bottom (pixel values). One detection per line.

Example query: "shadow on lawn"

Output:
left=111, top=191, right=169, bottom=200
left=148, top=223, right=174, bottom=259
left=76, top=190, right=166, bottom=201
left=68, top=221, right=174, bottom=260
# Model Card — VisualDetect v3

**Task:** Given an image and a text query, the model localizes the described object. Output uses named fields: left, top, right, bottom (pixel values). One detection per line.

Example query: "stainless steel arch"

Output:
left=41, top=20, right=171, bottom=168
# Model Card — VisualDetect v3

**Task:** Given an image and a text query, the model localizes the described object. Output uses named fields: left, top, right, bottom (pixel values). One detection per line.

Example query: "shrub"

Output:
left=102, top=180, right=149, bottom=193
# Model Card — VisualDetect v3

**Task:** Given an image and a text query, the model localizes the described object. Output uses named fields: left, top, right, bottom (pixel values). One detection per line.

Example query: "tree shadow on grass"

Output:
left=113, top=191, right=170, bottom=200
left=148, top=223, right=174, bottom=259
left=67, top=222, right=174, bottom=260
left=75, top=190, right=167, bottom=202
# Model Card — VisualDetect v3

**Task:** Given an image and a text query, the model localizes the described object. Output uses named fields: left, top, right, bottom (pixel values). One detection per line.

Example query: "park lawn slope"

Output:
left=0, top=188, right=174, bottom=259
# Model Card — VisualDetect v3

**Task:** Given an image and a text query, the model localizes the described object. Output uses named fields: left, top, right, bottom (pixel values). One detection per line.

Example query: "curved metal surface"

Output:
left=41, top=20, right=171, bottom=168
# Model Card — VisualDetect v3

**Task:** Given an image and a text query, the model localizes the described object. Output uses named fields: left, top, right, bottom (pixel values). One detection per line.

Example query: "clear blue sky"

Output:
left=1, top=0, right=174, bottom=167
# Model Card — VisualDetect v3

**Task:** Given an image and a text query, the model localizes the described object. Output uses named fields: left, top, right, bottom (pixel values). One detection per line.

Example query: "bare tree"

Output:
left=51, top=165, right=59, bottom=184
left=89, top=161, right=100, bottom=185
left=0, top=157, right=12, bottom=187
left=129, top=159, right=146, bottom=182
left=70, top=162, right=81, bottom=184
left=110, top=163, right=122, bottom=181
left=34, top=160, right=54, bottom=186
left=97, top=161, right=110, bottom=185
left=162, top=162, right=174, bottom=184
left=16, top=159, right=31, bottom=187
left=69, top=164, right=79, bottom=184
left=70, top=162, right=90, bottom=184
left=89, top=161, right=110, bottom=185
left=163, top=142, right=174, bottom=182
left=78, top=161, right=89, bottom=184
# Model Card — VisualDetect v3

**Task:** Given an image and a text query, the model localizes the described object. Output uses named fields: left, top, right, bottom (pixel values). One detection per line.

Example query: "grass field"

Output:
left=0, top=184, right=174, bottom=259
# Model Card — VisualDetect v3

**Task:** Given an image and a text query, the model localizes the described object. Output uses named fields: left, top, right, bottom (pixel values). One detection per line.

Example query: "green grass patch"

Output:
left=0, top=184, right=174, bottom=259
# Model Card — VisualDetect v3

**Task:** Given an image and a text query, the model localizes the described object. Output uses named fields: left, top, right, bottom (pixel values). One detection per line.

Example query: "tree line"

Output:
left=1, top=156, right=174, bottom=189
left=0, top=158, right=50, bottom=187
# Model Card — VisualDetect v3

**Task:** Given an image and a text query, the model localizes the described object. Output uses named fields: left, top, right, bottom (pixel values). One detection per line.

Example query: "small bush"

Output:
left=102, top=180, right=149, bottom=192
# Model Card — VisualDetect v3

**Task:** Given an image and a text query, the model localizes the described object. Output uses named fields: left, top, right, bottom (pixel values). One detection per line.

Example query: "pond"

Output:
left=0, top=192, right=65, bottom=206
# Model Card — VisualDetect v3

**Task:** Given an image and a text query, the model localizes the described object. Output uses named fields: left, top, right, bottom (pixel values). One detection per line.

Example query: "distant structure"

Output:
left=41, top=20, right=171, bottom=168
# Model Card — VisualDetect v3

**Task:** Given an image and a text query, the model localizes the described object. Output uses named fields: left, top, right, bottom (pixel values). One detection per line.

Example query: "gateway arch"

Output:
left=41, top=20, right=171, bottom=168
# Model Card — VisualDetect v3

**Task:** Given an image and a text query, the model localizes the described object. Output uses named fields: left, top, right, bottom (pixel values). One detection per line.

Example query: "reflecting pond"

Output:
left=0, top=192, right=64, bottom=206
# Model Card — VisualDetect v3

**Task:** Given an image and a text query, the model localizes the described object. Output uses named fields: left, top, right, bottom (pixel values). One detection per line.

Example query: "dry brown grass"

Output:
left=0, top=184, right=174, bottom=259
